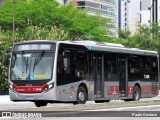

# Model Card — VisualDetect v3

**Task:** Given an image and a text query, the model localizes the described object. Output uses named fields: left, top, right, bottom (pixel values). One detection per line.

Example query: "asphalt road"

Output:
left=40, top=104, right=160, bottom=118
left=1, top=95, right=160, bottom=111
left=1, top=105, right=160, bottom=119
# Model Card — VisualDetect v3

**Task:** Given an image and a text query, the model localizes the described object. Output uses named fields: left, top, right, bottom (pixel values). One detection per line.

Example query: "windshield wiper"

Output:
left=33, top=51, right=45, bottom=73
left=11, top=54, right=17, bottom=68
left=21, top=52, right=29, bottom=74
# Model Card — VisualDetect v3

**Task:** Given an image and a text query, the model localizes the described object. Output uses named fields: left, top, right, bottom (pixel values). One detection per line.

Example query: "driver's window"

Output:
left=57, top=50, right=71, bottom=74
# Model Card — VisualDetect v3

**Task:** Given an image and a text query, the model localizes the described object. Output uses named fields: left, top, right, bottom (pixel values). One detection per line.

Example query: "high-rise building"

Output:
left=140, top=0, right=158, bottom=26
left=57, top=0, right=118, bottom=37
left=118, top=0, right=131, bottom=30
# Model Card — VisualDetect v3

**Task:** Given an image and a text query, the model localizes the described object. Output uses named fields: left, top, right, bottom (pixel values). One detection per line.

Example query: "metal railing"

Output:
left=96, top=0, right=116, bottom=5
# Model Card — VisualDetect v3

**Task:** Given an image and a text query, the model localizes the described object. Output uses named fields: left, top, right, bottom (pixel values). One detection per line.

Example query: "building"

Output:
left=77, top=0, right=118, bottom=37
left=57, top=0, right=118, bottom=37
left=140, top=0, right=158, bottom=26
left=118, top=0, right=131, bottom=30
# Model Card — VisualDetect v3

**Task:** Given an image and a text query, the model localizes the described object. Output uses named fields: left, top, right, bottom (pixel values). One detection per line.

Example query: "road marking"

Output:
left=85, top=105, right=160, bottom=111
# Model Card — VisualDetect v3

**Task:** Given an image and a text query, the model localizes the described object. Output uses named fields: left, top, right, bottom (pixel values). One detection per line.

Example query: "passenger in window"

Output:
left=130, top=67, right=134, bottom=73
left=75, top=68, right=80, bottom=78
left=79, top=70, right=84, bottom=78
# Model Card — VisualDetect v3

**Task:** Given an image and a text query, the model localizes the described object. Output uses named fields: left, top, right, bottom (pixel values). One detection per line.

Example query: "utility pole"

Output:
left=12, top=0, right=16, bottom=43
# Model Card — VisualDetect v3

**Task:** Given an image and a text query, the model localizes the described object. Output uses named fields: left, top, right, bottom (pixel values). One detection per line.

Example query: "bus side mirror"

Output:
left=2, top=50, right=11, bottom=66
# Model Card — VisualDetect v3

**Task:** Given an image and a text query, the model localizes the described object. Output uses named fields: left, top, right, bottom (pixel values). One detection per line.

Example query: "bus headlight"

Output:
left=9, top=84, right=16, bottom=92
left=10, top=84, right=13, bottom=89
left=43, top=83, right=54, bottom=93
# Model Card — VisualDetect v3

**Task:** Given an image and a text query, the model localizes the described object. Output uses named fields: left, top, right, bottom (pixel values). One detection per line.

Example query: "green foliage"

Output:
left=0, top=0, right=111, bottom=41
left=118, top=29, right=131, bottom=39
left=0, top=27, right=12, bottom=90
left=16, top=25, right=68, bottom=41
left=120, top=23, right=160, bottom=51
left=0, top=0, right=113, bottom=90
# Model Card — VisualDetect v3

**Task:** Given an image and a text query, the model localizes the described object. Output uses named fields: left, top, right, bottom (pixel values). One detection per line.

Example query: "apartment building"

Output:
left=57, top=0, right=118, bottom=37
left=118, top=0, right=131, bottom=30
left=140, top=0, right=158, bottom=26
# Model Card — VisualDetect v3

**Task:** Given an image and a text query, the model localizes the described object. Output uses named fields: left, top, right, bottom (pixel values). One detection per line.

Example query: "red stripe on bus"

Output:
left=12, top=84, right=48, bottom=93
left=141, top=86, right=152, bottom=94
left=128, top=86, right=156, bottom=95
left=128, top=86, right=133, bottom=94
left=108, top=86, right=119, bottom=95
left=108, top=86, right=155, bottom=95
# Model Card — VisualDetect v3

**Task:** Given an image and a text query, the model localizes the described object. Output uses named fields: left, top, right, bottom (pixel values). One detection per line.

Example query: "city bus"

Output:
left=6, top=40, right=159, bottom=107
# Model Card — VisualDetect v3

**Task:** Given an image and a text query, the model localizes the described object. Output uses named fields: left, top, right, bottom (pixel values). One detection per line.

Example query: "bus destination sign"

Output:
left=14, top=44, right=56, bottom=51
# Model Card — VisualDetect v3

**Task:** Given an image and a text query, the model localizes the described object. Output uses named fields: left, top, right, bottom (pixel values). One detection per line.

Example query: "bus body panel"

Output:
left=56, top=80, right=91, bottom=102
left=8, top=40, right=159, bottom=104
left=9, top=88, right=56, bottom=101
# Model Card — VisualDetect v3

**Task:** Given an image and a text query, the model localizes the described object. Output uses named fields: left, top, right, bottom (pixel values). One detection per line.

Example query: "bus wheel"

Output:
left=133, top=86, right=141, bottom=101
left=34, top=101, right=48, bottom=107
left=74, top=86, right=87, bottom=104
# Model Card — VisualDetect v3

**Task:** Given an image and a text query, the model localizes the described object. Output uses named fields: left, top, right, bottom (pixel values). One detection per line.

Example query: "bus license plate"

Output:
left=26, top=96, right=34, bottom=100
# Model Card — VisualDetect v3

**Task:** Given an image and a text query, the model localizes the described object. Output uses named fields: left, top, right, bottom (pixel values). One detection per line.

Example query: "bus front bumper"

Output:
left=9, top=89, right=56, bottom=101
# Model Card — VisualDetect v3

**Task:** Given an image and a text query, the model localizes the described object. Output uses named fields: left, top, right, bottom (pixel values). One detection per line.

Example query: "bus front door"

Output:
left=94, top=54, right=104, bottom=98
left=118, top=56, right=128, bottom=97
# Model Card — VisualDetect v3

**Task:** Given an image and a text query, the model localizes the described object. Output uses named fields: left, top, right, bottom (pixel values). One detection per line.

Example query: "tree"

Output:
left=57, top=6, right=109, bottom=40
left=0, top=27, right=12, bottom=92
left=0, top=0, right=113, bottom=91
left=122, top=23, right=160, bottom=51
left=0, top=0, right=111, bottom=41
left=118, top=29, right=131, bottom=39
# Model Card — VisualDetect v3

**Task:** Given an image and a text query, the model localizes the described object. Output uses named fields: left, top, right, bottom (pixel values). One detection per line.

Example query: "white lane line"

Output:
left=85, top=105, right=160, bottom=111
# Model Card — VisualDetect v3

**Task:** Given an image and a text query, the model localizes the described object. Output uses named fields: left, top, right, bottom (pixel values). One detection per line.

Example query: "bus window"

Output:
left=57, top=50, right=72, bottom=74
left=104, top=54, right=118, bottom=81
left=63, top=55, right=71, bottom=73
left=57, top=50, right=74, bottom=86
left=140, top=56, right=151, bottom=73
left=151, top=57, right=158, bottom=73
left=74, top=51, right=89, bottom=79
left=128, top=56, right=140, bottom=74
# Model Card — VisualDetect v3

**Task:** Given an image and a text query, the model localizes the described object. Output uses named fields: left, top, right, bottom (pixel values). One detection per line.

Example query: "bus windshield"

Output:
left=11, top=52, right=54, bottom=80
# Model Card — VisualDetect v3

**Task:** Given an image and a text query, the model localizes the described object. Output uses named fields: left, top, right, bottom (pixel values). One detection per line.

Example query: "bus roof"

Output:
left=14, top=40, right=158, bottom=56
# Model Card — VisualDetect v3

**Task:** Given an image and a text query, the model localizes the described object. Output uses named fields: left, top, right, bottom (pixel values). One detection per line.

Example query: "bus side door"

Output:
left=118, top=56, right=128, bottom=97
left=94, top=54, right=104, bottom=98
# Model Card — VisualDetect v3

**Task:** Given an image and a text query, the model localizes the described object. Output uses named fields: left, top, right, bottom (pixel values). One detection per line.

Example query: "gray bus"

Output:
left=7, top=40, right=159, bottom=107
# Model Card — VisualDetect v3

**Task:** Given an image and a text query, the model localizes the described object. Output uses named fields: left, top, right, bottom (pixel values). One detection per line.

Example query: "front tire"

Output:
left=133, top=86, right=141, bottom=101
left=73, top=86, right=87, bottom=105
left=34, top=101, right=48, bottom=107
